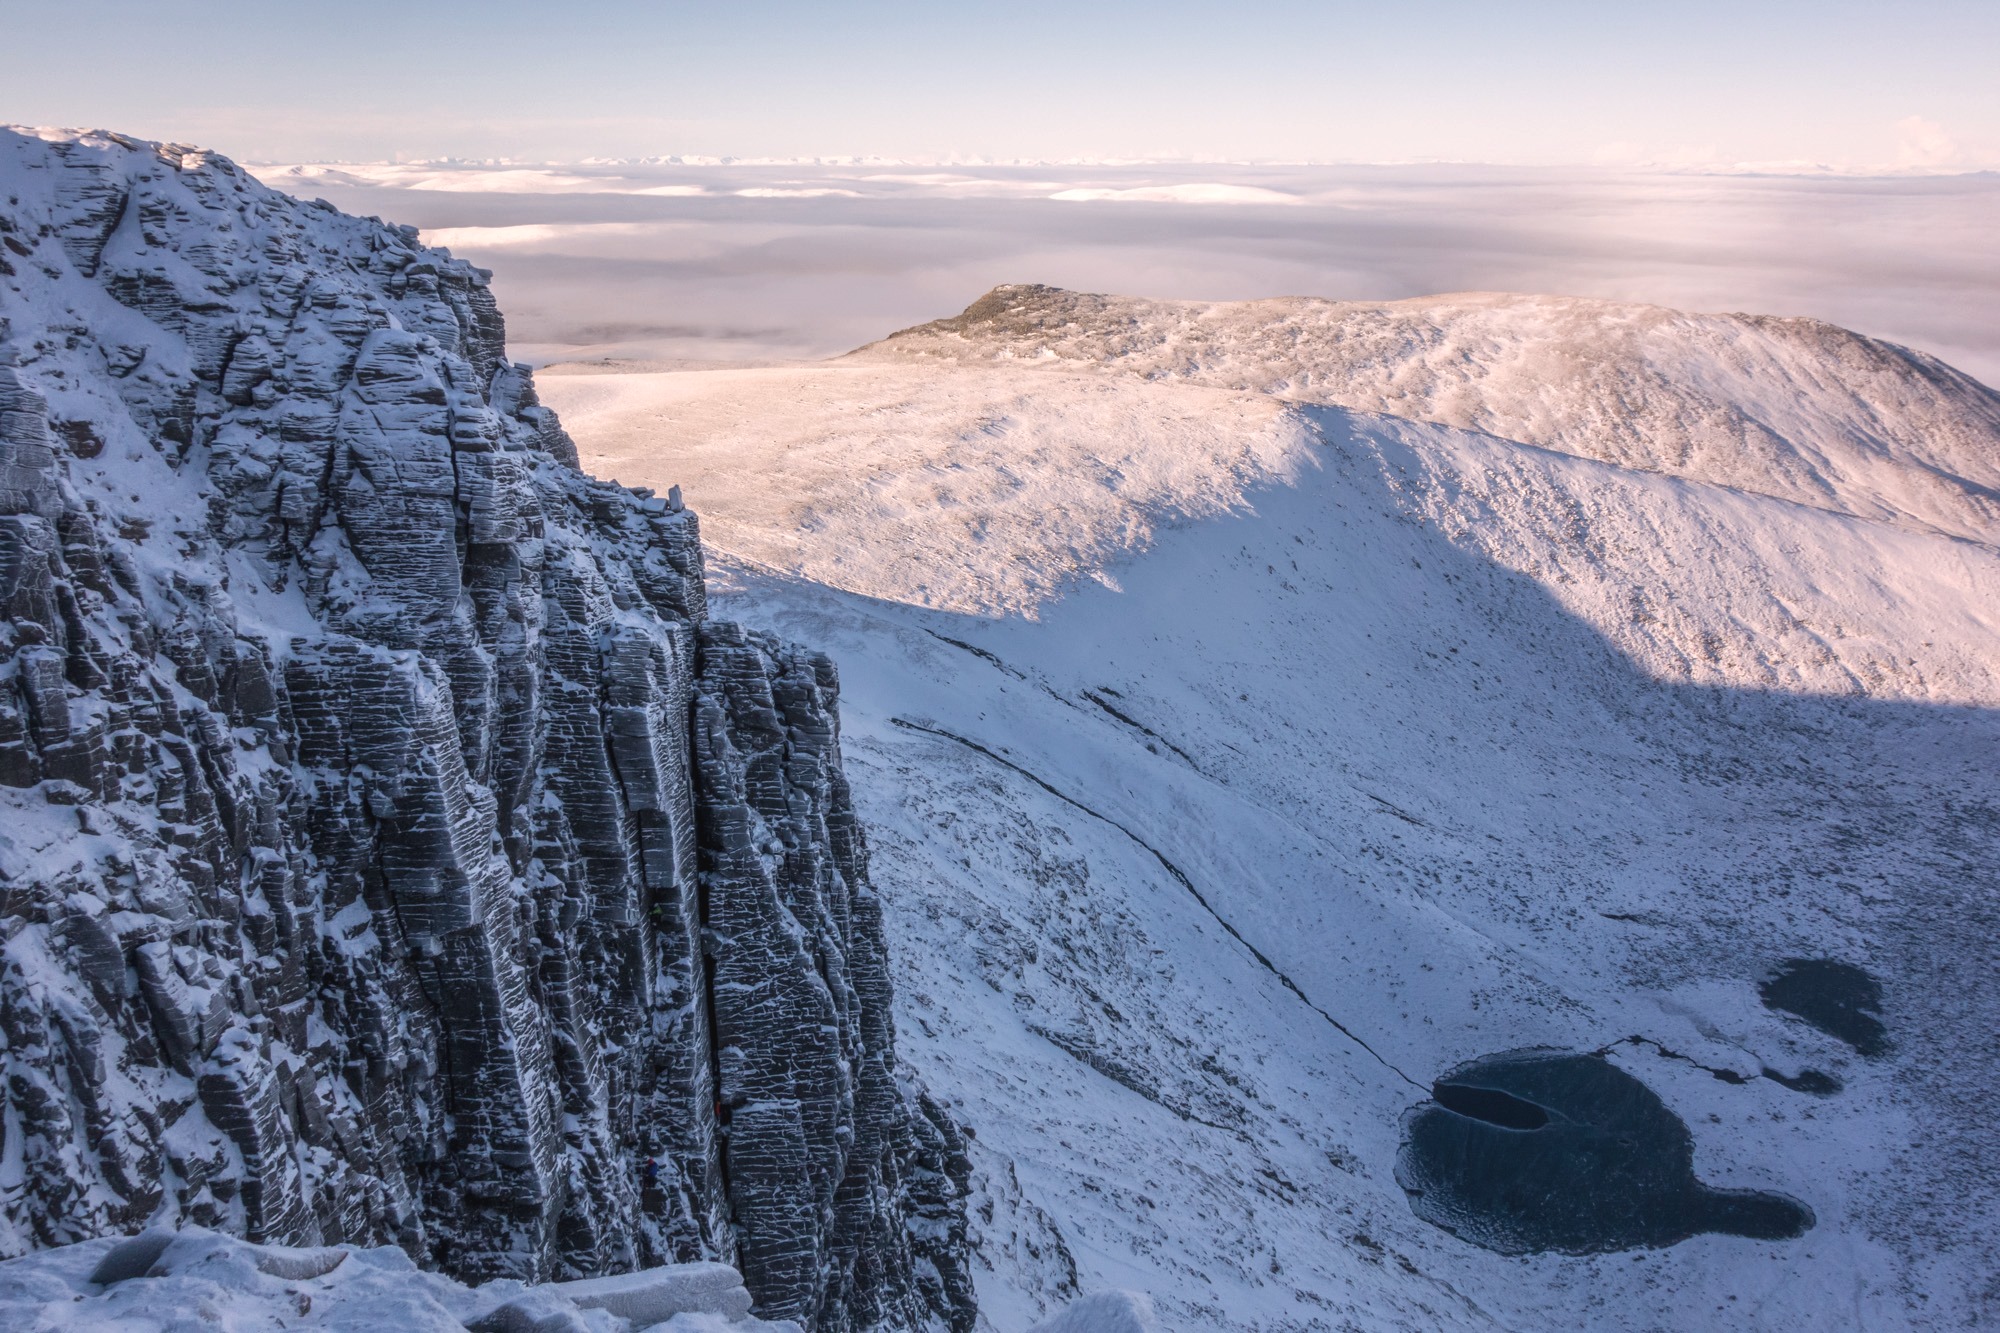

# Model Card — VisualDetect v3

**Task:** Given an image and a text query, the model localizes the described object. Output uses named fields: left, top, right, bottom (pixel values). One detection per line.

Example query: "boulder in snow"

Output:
left=1028, top=1290, right=1163, bottom=1333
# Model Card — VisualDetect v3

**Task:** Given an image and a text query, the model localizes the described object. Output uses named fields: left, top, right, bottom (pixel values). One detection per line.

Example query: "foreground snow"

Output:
left=544, top=293, right=2000, bottom=1330
left=0, top=1230, right=1153, bottom=1333
left=1024, top=1291, right=1160, bottom=1333
left=0, top=1228, right=785, bottom=1332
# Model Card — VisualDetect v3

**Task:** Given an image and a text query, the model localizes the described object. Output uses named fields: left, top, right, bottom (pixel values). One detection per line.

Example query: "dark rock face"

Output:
left=693, top=625, right=976, bottom=1329
left=1395, top=1050, right=1812, bottom=1255
left=0, top=128, right=972, bottom=1332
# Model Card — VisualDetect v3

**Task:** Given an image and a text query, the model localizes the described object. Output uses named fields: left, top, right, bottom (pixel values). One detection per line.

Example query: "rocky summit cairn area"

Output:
left=0, top=128, right=974, bottom=1333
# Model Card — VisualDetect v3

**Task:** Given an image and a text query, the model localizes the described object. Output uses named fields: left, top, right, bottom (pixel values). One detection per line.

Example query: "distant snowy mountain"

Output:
left=865, top=284, right=2000, bottom=540
left=548, top=286, right=2000, bottom=1330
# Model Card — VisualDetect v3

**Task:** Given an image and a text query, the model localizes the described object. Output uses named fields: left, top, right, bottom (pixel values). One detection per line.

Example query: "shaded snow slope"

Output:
left=547, top=316, right=2000, bottom=1330
left=860, top=285, right=2000, bottom=542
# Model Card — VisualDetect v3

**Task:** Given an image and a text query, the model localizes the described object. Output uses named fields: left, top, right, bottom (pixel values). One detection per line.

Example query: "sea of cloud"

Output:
left=256, top=160, right=2000, bottom=384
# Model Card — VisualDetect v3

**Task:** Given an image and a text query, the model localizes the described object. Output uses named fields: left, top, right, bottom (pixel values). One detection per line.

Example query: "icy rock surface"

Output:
left=546, top=1261, right=752, bottom=1324
left=0, top=127, right=972, bottom=1332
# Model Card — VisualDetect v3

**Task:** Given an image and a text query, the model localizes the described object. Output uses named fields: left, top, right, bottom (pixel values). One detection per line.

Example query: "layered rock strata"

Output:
left=0, top=127, right=972, bottom=1333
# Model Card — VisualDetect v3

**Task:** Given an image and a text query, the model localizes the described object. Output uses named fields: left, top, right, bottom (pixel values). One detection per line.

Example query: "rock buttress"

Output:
left=0, top=127, right=972, bottom=1332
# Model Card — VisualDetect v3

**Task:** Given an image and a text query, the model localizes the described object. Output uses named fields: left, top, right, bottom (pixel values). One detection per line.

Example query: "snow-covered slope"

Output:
left=554, top=359, right=1999, bottom=707
left=545, top=292, right=2000, bottom=1330
left=0, top=1228, right=791, bottom=1333
left=548, top=363, right=1314, bottom=618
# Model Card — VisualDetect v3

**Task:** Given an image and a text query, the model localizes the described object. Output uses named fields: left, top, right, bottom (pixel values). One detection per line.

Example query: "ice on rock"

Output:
left=84, top=1228, right=179, bottom=1285
left=467, top=1290, right=607, bottom=1333
left=0, top=127, right=971, bottom=1332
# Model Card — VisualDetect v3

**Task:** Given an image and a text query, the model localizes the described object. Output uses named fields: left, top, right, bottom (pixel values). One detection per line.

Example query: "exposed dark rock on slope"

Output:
left=0, top=127, right=973, bottom=1333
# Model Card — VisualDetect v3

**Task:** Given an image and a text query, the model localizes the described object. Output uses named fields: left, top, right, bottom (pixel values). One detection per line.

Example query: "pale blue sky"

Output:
left=6, top=1, right=1997, bottom=166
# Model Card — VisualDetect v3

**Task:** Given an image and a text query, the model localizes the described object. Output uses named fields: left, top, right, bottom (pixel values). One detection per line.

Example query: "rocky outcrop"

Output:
left=0, top=127, right=972, bottom=1333
left=693, top=626, right=977, bottom=1329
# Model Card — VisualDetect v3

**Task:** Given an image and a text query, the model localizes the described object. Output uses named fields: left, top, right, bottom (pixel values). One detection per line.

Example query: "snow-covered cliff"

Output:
left=0, top=128, right=972, bottom=1333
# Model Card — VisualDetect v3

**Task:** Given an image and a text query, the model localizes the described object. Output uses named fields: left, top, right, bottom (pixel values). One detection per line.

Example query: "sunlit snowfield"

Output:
left=256, top=159, right=2000, bottom=383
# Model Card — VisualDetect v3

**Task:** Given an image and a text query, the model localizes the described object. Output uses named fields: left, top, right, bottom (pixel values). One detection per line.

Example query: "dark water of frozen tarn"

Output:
left=1395, top=1049, right=1813, bottom=1255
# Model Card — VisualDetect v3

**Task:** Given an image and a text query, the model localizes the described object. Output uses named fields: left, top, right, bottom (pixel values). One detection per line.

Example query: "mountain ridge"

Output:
left=859, top=283, right=2000, bottom=542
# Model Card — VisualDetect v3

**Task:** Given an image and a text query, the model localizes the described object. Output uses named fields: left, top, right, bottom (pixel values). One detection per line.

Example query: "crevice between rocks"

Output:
left=915, top=628, right=1213, bottom=780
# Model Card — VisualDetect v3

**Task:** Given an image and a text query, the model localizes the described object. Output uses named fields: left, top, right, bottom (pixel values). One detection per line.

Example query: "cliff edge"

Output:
left=0, top=127, right=973, bottom=1333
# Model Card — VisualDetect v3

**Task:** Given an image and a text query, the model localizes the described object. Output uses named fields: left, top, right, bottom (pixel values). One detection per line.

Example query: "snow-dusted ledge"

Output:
left=0, top=1228, right=1159, bottom=1332
left=0, top=1227, right=793, bottom=1332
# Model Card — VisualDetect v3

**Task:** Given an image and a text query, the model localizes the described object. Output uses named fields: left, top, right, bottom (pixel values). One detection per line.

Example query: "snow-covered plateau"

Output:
left=2, top=124, right=1997, bottom=1333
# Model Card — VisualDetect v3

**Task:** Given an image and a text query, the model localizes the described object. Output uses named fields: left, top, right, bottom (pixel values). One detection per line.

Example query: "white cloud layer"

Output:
left=1049, top=183, right=1303, bottom=205
left=1896, top=116, right=1963, bottom=168
left=254, top=160, right=2000, bottom=386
